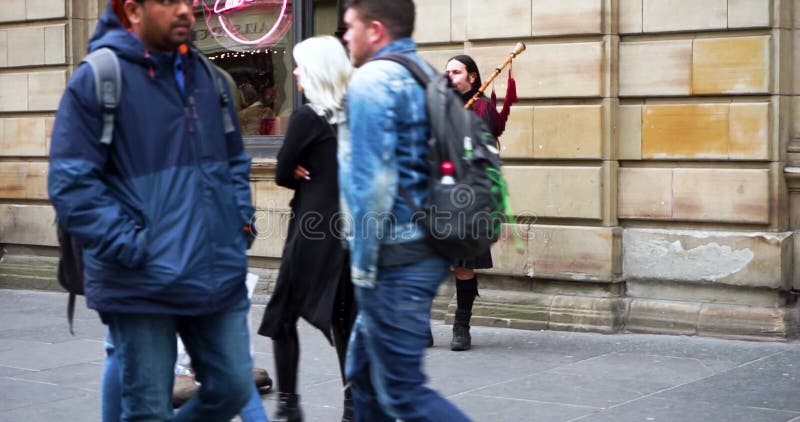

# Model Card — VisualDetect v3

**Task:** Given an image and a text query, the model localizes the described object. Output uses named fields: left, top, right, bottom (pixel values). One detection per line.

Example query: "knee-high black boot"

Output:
left=273, top=324, right=303, bottom=422
left=451, top=277, right=478, bottom=351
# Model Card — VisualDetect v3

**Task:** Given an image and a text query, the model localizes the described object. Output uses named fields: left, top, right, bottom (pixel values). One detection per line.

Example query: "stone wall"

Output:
left=0, top=0, right=102, bottom=250
left=1, top=0, right=799, bottom=340
left=409, top=0, right=799, bottom=340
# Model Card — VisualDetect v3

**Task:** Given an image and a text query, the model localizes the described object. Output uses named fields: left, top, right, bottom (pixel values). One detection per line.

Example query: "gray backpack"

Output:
left=372, top=53, right=513, bottom=260
left=82, top=47, right=236, bottom=145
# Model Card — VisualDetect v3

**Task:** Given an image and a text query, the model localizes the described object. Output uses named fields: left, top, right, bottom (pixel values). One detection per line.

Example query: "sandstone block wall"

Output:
left=2, top=0, right=799, bottom=340
left=0, top=0, right=102, bottom=255
left=411, top=0, right=799, bottom=339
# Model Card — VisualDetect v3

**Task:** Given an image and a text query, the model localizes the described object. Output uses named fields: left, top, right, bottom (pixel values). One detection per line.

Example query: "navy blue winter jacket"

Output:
left=47, top=5, right=254, bottom=315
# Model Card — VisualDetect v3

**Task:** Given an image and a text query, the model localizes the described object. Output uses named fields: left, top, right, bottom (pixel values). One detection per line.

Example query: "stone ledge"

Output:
left=625, top=298, right=800, bottom=341
left=627, top=279, right=789, bottom=308
left=3, top=253, right=798, bottom=341
left=697, top=303, right=799, bottom=341
left=0, top=255, right=60, bottom=292
left=440, top=286, right=798, bottom=341
left=626, top=298, right=701, bottom=336
left=444, top=288, right=626, bottom=334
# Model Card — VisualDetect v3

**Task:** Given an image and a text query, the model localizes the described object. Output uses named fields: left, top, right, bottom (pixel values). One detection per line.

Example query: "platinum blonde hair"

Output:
left=292, top=36, right=353, bottom=124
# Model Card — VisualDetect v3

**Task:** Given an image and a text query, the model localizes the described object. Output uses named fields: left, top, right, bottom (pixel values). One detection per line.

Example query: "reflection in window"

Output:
left=312, top=0, right=338, bottom=37
left=193, top=0, right=294, bottom=137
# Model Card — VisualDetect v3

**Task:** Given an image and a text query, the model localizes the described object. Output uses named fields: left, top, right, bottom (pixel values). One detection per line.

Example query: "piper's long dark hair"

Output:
left=448, top=54, right=482, bottom=92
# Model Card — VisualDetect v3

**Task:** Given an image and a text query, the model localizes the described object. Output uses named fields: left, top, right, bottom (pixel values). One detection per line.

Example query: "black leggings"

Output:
left=272, top=277, right=356, bottom=394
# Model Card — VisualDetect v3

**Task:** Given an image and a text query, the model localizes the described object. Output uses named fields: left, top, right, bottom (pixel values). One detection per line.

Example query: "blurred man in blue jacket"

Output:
left=48, top=0, right=257, bottom=420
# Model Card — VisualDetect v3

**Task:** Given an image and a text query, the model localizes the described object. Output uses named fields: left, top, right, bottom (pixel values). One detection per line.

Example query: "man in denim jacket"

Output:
left=338, top=1, right=472, bottom=420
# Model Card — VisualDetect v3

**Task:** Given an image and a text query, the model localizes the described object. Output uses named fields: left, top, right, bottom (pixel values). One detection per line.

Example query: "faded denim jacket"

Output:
left=338, top=38, right=434, bottom=288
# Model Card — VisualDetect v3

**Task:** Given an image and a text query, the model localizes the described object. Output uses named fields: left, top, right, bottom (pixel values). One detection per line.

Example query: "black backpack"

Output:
left=373, top=54, right=511, bottom=260
left=55, top=47, right=235, bottom=334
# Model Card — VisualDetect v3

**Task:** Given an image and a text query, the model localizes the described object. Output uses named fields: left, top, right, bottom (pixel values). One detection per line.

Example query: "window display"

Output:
left=192, top=0, right=341, bottom=141
left=193, top=0, right=295, bottom=137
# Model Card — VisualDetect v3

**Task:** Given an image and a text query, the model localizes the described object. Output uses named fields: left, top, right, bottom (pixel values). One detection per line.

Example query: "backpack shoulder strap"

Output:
left=197, top=53, right=236, bottom=135
left=82, top=47, right=121, bottom=146
left=372, top=53, right=433, bottom=87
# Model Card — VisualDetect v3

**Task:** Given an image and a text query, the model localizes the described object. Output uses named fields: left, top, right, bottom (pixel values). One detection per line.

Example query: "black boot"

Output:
left=450, top=309, right=472, bottom=351
left=273, top=392, right=303, bottom=422
left=341, top=386, right=354, bottom=422
left=450, top=277, right=478, bottom=351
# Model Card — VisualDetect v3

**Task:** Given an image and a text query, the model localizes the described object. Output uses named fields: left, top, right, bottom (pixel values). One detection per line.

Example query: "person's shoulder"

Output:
left=292, top=104, right=320, bottom=121
left=60, top=61, right=101, bottom=109
left=66, top=61, right=97, bottom=89
left=351, top=60, right=405, bottom=86
left=288, top=104, right=326, bottom=130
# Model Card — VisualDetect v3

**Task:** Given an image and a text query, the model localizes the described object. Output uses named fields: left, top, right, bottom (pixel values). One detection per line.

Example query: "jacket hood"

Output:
left=87, top=2, right=187, bottom=70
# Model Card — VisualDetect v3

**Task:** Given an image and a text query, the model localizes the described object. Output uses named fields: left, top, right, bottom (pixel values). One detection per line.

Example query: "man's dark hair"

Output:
left=449, top=55, right=482, bottom=92
left=345, top=0, right=415, bottom=40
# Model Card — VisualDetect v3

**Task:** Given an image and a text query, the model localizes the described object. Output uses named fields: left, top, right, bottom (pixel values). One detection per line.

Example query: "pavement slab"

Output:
left=656, top=349, right=800, bottom=413
left=575, top=396, right=800, bottom=422
left=12, top=362, right=104, bottom=392
left=0, top=390, right=101, bottom=422
left=451, top=394, right=597, bottom=422
left=0, top=338, right=103, bottom=371
left=0, top=377, right=88, bottom=412
left=1, top=289, right=798, bottom=422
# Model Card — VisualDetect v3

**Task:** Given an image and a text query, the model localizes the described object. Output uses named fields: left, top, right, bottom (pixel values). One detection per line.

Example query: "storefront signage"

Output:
left=210, top=0, right=291, bottom=46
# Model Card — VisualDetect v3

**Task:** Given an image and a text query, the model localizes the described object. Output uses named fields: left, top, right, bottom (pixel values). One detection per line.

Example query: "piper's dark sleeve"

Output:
left=471, top=97, right=503, bottom=138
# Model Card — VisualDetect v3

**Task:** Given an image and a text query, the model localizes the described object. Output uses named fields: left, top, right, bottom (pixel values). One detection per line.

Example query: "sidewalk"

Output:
left=0, top=289, right=798, bottom=422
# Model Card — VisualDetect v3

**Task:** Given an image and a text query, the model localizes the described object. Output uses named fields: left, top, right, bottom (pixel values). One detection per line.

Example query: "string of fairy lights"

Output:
left=207, top=48, right=286, bottom=61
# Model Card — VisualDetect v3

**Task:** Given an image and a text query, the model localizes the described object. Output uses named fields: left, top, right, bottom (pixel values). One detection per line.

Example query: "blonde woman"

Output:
left=257, top=36, right=355, bottom=422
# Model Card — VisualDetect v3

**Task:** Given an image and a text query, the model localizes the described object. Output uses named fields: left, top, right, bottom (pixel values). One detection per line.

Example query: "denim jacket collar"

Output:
left=372, top=38, right=417, bottom=59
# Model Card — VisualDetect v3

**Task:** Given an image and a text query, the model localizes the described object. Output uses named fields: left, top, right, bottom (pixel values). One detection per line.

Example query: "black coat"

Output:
left=258, top=105, right=349, bottom=341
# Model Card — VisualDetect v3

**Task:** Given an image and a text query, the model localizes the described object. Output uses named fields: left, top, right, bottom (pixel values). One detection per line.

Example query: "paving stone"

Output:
left=0, top=338, right=103, bottom=371
left=472, top=351, right=724, bottom=408
left=471, top=368, right=647, bottom=408
left=0, top=318, right=105, bottom=343
left=451, top=394, right=596, bottom=422
left=0, top=389, right=100, bottom=422
left=1, top=290, right=798, bottom=421
left=0, top=377, right=86, bottom=412
left=0, top=365, right=34, bottom=377
left=13, top=362, right=103, bottom=392
left=424, top=341, right=580, bottom=397
left=657, top=350, right=800, bottom=412
left=583, top=396, right=800, bottom=422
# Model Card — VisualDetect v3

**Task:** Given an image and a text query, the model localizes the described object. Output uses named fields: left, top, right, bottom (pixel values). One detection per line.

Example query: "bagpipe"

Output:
left=465, top=42, right=527, bottom=138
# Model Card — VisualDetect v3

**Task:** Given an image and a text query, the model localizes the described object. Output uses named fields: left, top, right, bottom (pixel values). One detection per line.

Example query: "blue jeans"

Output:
left=102, top=337, right=267, bottom=422
left=102, top=298, right=254, bottom=421
left=345, top=257, right=472, bottom=422
left=238, top=385, right=269, bottom=422
left=102, top=337, right=121, bottom=422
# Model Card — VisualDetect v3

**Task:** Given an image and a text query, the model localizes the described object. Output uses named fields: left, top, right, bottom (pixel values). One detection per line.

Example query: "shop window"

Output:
left=192, top=0, right=342, bottom=157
